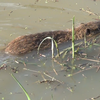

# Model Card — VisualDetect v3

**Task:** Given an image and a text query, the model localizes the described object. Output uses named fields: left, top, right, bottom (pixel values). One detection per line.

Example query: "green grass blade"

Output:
left=11, top=74, right=31, bottom=100
left=53, top=39, right=60, bottom=57
left=84, top=32, right=87, bottom=47
left=72, top=16, right=75, bottom=58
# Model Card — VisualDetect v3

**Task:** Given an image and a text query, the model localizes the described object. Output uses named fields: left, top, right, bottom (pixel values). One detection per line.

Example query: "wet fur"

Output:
left=5, top=20, right=100, bottom=55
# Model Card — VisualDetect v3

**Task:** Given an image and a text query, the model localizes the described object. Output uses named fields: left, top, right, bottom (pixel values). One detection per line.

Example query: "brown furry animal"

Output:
left=5, top=20, right=100, bottom=55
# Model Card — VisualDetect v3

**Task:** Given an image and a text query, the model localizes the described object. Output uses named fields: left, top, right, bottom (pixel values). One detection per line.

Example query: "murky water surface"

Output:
left=0, top=0, right=100, bottom=100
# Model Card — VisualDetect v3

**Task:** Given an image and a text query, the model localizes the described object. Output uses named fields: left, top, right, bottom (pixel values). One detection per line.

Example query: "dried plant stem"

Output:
left=79, top=57, right=100, bottom=63
left=37, top=37, right=60, bottom=58
left=43, top=72, right=64, bottom=84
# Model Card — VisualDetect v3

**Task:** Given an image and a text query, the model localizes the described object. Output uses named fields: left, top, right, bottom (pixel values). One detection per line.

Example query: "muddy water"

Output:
left=0, top=0, right=100, bottom=100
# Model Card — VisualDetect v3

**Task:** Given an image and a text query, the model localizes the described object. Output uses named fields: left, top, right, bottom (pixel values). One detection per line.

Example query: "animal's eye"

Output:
left=98, top=26, right=100, bottom=30
left=86, top=29, right=90, bottom=35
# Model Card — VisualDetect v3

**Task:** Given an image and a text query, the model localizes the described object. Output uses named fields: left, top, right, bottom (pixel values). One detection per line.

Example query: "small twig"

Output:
left=39, top=79, right=59, bottom=83
left=89, top=94, right=100, bottom=100
left=41, top=73, right=47, bottom=81
left=96, top=66, right=100, bottom=72
left=23, top=68, right=40, bottom=73
left=23, top=68, right=63, bottom=84
left=67, top=65, right=98, bottom=77
left=80, top=8, right=98, bottom=16
left=43, top=72, right=64, bottom=84
left=15, top=60, right=26, bottom=67
left=79, top=57, right=100, bottom=63
left=51, top=59, right=58, bottom=75
left=53, top=58, right=64, bottom=67
left=0, top=64, right=7, bottom=70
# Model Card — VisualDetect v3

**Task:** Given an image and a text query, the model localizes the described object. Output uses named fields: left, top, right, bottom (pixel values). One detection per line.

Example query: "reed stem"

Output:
left=72, top=16, right=75, bottom=58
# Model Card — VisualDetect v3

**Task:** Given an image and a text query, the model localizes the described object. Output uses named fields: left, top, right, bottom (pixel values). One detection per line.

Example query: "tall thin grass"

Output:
left=11, top=74, right=31, bottom=100
left=72, top=16, right=75, bottom=58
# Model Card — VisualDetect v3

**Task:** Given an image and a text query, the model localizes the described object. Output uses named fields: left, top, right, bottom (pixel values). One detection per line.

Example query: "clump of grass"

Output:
left=72, top=16, right=75, bottom=59
left=37, top=37, right=60, bottom=58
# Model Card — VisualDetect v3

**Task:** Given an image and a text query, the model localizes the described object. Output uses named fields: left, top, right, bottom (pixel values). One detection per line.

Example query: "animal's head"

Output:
left=75, top=20, right=100, bottom=39
left=85, top=20, right=100, bottom=36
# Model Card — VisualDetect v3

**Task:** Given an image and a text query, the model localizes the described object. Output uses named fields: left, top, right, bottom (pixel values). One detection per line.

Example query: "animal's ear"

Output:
left=86, top=29, right=90, bottom=35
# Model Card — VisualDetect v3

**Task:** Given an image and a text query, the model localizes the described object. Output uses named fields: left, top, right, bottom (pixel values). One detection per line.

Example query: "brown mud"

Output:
left=5, top=20, right=100, bottom=55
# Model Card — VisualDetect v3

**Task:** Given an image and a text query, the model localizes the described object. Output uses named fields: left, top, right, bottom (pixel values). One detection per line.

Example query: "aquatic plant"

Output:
left=11, top=74, right=31, bottom=100
left=37, top=37, right=60, bottom=58
left=72, top=16, right=75, bottom=58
